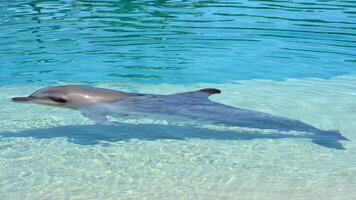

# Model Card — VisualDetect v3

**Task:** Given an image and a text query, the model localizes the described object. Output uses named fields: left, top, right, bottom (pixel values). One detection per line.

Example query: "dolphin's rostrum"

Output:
left=12, top=85, right=349, bottom=149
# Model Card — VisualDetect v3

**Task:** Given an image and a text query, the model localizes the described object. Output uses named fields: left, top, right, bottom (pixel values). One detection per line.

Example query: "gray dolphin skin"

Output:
left=12, top=85, right=349, bottom=149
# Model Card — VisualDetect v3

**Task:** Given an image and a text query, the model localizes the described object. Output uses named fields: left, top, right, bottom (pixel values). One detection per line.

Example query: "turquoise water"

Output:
left=1, top=0, right=356, bottom=199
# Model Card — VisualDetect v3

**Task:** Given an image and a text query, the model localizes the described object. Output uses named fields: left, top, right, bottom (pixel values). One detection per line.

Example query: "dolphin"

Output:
left=12, top=85, right=349, bottom=149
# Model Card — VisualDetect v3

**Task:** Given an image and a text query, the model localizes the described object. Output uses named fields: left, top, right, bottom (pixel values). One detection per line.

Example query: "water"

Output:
left=0, top=0, right=356, bottom=199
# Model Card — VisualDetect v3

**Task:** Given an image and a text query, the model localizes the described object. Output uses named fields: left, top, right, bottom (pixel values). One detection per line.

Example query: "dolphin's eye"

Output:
left=48, top=96, right=67, bottom=103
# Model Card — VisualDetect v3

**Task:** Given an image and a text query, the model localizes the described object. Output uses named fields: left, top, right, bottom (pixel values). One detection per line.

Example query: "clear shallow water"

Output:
left=1, top=0, right=356, bottom=199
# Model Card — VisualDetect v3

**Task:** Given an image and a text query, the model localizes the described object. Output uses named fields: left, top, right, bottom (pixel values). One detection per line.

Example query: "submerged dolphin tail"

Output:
left=312, top=138, right=345, bottom=150
left=321, top=130, right=349, bottom=141
left=312, top=130, right=349, bottom=150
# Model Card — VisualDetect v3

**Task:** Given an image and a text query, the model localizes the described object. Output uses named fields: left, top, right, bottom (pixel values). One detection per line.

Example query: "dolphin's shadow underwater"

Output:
left=0, top=123, right=346, bottom=149
left=10, top=85, right=349, bottom=149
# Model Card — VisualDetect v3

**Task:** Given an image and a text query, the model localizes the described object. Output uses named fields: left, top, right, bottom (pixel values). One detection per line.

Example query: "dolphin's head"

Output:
left=12, top=85, right=132, bottom=109
left=12, top=86, right=71, bottom=107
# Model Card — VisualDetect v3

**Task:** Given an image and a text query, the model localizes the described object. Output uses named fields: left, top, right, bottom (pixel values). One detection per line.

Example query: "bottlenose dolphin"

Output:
left=12, top=85, right=349, bottom=149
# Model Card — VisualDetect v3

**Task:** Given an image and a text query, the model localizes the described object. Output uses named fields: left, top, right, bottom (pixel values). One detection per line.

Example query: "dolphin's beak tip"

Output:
left=11, top=97, right=32, bottom=102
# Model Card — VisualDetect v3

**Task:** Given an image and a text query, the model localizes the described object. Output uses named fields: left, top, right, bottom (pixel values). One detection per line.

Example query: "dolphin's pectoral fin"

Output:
left=81, top=111, right=117, bottom=126
left=311, top=138, right=345, bottom=150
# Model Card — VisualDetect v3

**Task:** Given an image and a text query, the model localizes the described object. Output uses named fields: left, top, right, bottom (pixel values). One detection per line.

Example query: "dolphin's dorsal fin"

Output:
left=175, top=88, right=221, bottom=99
left=198, top=88, right=221, bottom=95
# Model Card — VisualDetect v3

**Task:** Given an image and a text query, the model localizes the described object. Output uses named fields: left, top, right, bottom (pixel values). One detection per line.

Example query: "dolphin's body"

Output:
left=12, top=85, right=349, bottom=149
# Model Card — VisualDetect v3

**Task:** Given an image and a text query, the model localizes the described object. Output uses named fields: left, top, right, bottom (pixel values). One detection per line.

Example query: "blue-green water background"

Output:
left=1, top=1, right=356, bottom=199
left=1, top=0, right=355, bottom=85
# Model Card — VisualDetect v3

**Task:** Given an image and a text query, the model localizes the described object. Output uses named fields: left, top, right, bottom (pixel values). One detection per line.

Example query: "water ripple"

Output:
left=0, top=0, right=355, bottom=85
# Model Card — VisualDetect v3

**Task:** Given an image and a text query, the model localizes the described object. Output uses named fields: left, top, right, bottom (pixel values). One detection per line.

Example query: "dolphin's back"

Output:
left=108, top=91, right=316, bottom=133
left=80, top=87, right=348, bottom=149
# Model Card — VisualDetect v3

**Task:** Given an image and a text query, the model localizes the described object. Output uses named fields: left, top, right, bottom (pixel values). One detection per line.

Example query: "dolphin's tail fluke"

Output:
left=321, top=130, right=349, bottom=141
left=311, top=130, right=349, bottom=150
left=311, top=138, right=345, bottom=150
